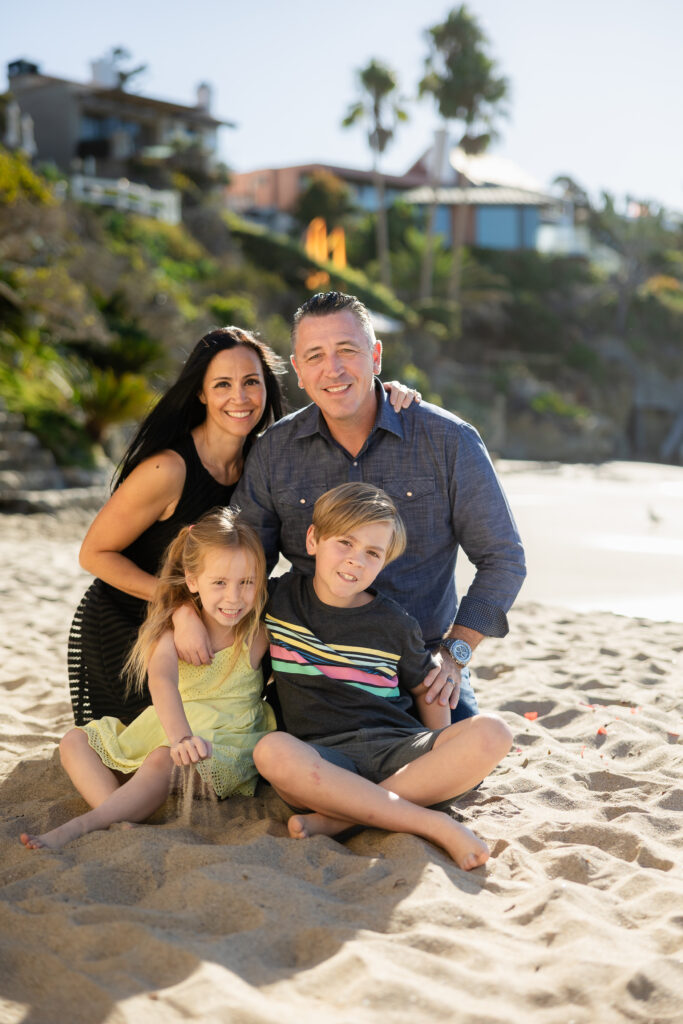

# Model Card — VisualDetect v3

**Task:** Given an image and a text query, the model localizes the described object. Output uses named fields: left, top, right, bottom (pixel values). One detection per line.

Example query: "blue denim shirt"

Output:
left=233, top=381, right=526, bottom=646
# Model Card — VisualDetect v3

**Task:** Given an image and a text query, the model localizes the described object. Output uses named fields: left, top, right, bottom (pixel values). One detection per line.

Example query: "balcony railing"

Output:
left=70, top=174, right=181, bottom=224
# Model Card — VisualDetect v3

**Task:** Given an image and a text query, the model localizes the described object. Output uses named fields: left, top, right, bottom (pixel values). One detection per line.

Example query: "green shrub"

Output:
left=71, top=366, right=155, bottom=442
left=566, top=341, right=604, bottom=379
left=530, top=390, right=589, bottom=420
left=506, top=292, right=566, bottom=352
left=206, top=293, right=258, bottom=329
left=0, top=147, right=54, bottom=205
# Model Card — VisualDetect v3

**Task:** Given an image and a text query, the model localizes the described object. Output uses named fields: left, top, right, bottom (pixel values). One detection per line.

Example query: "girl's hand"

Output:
left=172, top=603, right=214, bottom=665
left=169, top=735, right=213, bottom=766
left=383, top=381, right=422, bottom=412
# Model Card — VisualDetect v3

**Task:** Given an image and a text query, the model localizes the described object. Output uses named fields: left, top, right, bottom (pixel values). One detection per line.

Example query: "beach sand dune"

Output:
left=1, top=499, right=682, bottom=1024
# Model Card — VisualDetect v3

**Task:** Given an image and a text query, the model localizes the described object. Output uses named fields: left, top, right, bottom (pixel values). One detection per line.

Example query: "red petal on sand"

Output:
left=597, top=726, right=607, bottom=735
left=524, top=711, right=539, bottom=720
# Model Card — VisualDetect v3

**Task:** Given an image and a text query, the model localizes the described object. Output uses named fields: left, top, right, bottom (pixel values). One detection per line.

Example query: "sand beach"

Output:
left=1, top=460, right=682, bottom=1024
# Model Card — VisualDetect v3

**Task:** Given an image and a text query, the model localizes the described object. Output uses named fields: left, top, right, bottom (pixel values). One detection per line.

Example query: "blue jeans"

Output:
left=451, top=666, right=479, bottom=722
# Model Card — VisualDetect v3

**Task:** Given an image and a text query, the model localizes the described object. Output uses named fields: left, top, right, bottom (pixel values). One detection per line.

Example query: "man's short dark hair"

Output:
left=291, top=291, right=376, bottom=350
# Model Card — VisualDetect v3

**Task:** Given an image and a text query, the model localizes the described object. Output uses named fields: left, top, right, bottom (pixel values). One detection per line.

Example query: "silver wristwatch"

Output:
left=438, top=637, right=472, bottom=667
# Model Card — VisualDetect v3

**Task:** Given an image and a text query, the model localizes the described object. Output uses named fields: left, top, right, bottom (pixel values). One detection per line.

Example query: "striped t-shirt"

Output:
left=266, top=573, right=437, bottom=742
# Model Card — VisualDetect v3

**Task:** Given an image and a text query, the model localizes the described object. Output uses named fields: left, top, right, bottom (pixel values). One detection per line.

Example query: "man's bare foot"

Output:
left=288, top=811, right=351, bottom=840
left=20, top=817, right=87, bottom=851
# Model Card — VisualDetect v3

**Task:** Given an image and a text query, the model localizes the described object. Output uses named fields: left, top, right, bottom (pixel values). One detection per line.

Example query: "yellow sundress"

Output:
left=80, top=642, right=276, bottom=798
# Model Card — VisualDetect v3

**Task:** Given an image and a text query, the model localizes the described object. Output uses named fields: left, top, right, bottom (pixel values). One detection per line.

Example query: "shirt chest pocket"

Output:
left=278, top=479, right=331, bottom=550
left=380, top=476, right=438, bottom=534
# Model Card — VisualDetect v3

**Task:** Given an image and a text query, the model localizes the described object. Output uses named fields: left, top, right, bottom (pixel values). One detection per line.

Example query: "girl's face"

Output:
left=198, top=346, right=267, bottom=441
left=186, top=546, right=259, bottom=631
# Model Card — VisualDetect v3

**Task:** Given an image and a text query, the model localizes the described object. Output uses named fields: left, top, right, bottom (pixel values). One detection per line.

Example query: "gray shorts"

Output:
left=309, top=725, right=445, bottom=785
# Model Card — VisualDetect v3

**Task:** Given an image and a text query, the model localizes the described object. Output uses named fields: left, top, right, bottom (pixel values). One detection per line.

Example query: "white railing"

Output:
left=70, top=175, right=181, bottom=225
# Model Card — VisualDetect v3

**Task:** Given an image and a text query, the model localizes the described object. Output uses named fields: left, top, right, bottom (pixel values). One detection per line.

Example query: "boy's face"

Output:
left=306, top=521, right=394, bottom=608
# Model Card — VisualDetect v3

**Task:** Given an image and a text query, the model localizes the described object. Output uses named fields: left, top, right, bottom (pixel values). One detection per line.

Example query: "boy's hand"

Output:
left=419, top=652, right=461, bottom=709
left=170, top=735, right=213, bottom=766
left=172, top=603, right=214, bottom=665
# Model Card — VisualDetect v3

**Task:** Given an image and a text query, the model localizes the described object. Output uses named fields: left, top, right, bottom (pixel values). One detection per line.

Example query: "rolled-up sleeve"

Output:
left=449, top=422, right=526, bottom=637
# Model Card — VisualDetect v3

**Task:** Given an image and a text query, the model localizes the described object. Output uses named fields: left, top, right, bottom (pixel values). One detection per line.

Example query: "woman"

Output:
left=69, top=325, right=417, bottom=727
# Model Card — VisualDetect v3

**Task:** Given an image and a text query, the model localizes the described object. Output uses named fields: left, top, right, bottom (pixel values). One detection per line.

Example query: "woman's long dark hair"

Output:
left=114, top=327, right=286, bottom=489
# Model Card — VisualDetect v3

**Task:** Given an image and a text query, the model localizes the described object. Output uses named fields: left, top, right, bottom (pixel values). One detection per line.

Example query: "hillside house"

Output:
left=226, top=139, right=567, bottom=253
left=5, top=56, right=231, bottom=181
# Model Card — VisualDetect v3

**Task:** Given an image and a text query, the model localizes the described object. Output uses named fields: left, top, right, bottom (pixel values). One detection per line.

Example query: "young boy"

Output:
left=253, top=483, right=512, bottom=870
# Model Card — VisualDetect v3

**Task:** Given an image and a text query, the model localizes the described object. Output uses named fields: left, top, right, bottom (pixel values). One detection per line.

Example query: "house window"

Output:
left=79, top=115, right=108, bottom=141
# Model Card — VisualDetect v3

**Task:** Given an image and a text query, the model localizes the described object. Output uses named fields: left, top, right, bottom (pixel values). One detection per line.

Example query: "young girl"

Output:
left=21, top=509, right=275, bottom=851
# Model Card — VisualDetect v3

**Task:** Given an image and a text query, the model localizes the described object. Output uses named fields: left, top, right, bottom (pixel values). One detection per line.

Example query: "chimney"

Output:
left=90, top=56, right=118, bottom=88
left=196, top=82, right=212, bottom=111
left=8, top=59, right=40, bottom=80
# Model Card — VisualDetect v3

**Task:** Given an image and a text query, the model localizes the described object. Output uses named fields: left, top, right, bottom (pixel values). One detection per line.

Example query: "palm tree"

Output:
left=418, top=5, right=508, bottom=319
left=343, top=59, right=408, bottom=288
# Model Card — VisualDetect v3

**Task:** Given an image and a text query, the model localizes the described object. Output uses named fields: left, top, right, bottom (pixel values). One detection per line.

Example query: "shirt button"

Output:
left=353, top=461, right=358, bottom=466
left=299, top=498, right=305, bottom=504
left=406, top=490, right=413, bottom=497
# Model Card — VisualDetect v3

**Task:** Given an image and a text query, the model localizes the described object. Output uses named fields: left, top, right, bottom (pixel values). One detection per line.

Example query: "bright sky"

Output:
left=3, top=0, right=682, bottom=210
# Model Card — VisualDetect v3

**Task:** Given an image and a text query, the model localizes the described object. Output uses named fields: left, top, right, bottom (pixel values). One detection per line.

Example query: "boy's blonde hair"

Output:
left=125, top=508, right=267, bottom=694
left=311, top=483, right=406, bottom=565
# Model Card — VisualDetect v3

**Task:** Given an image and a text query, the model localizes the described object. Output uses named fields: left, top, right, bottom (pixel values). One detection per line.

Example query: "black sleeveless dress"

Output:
left=68, top=436, right=236, bottom=726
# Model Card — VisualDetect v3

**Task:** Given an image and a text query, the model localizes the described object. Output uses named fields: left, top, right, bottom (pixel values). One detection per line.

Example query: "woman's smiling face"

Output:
left=199, top=345, right=267, bottom=439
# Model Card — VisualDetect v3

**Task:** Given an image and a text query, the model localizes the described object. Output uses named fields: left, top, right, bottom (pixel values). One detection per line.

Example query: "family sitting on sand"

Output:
left=21, top=291, right=526, bottom=869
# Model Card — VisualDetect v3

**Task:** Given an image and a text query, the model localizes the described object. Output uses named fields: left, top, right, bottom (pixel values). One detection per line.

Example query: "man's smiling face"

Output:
left=291, top=310, right=382, bottom=428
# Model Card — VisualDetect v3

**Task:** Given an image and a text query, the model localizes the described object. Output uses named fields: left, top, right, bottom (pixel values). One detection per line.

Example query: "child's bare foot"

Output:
left=20, top=833, right=50, bottom=850
left=20, top=817, right=87, bottom=851
left=435, top=817, right=489, bottom=870
left=288, top=811, right=351, bottom=840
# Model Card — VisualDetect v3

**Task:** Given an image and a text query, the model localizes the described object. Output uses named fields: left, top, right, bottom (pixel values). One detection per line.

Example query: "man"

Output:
left=233, top=291, right=526, bottom=719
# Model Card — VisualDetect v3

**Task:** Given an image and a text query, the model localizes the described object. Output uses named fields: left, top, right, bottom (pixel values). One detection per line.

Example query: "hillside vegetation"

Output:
left=1, top=150, right=682, bottom=467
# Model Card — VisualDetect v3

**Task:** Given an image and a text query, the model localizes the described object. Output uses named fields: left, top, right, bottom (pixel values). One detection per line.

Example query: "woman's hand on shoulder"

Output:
left=79, top=450, right=186, bottom=578
left=383, top=381, right=422, bottom=412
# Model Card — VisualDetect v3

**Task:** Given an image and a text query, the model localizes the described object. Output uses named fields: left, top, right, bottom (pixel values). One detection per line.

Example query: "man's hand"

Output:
left=171, top=603, right=214, bottom=666
left=417, top=650, right=461, bottom=709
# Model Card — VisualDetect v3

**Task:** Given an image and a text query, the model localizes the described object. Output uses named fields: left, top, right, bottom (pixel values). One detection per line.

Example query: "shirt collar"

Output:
left=292, top=378, right=405, bottom=443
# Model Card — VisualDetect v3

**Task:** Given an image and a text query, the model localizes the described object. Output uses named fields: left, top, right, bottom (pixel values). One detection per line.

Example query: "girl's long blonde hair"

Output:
left=125, top=508, right=267, bottom=695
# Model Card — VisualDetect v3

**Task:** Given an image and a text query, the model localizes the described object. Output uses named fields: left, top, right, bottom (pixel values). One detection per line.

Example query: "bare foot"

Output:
left=435, top=817, right=489, bottom=870
left=20, top=833, right=51, bottom=850
left=20, top=817, right=87, bottom=851
left=288, top=811, right=351, bottom=840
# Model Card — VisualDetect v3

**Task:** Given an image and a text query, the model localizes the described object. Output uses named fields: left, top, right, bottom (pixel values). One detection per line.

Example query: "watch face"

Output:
left=450, top=639, right=471, bottom=664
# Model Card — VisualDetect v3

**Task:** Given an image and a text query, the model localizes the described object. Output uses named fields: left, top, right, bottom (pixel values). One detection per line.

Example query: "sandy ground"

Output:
left=1, top=461, right=682, bottom=1024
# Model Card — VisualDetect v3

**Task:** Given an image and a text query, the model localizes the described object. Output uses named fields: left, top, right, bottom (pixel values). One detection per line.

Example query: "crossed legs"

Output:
left=253, top=714, right=512, bottom=870
left=20, top=728, right=174, bottom=851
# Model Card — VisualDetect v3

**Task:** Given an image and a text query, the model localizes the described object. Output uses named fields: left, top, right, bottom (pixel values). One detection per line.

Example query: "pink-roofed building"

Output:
left=226, top=141, right=567, bottom=253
